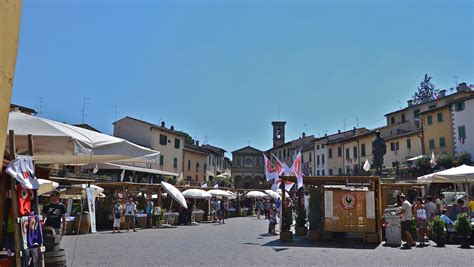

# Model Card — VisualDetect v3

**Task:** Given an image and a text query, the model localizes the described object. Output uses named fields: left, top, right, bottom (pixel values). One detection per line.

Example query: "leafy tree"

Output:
left=412, top=74, right=439, bottom=104
left=455, top=151, right=472, bottom=166
left=415, top=158, right=432, bottom=176
left=436, top=153, right=454, bottom=169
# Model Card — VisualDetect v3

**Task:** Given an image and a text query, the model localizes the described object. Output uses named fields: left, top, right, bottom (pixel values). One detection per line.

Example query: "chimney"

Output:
left=456, top=82, right=471, bottom=92
left=338, top=130, right=341, bottom=134
left=407, top=100, right=414, bottom=107
left=160, top=121, right=165, bottom=127
left=353, top=127, right=356, bottom=133
left=302, top=132, right=306, bottom=138
left=325, top=133, right=328, bottom=137
left=170, top=125, right=175, bottom=131
left=438, top=89, right=446, bottom=98
left=196, top=140, right=199, bottom=146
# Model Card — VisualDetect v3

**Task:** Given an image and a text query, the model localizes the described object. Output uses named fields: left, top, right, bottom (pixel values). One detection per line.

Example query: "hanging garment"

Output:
left=27, top=215, right=43, bottom=247
left=6, top=155, right=39, bottom=189
left=17, top=183, right=33, bottom=216
left=21, top=216, right=29, bottom=250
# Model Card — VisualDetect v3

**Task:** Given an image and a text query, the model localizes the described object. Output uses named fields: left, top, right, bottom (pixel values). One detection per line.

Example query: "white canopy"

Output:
left=225, top=190, right=237, bottom=200
left=245, top=191, right=268, bottom=198
left=161, top=182, right=188, bottom=209
left=37, top=179, right=59, bottom=196
left=264, top=189, right=289, bottom=199
left=417, top=164, right=474, bottom=184
left=182, top=189, right=212, bottom=199
left=207, top=189, right=232, bottom=197
left=216, top=173, right=231, bottom=178
left=407, top=155, right=428, bottom=161
left=6, top=111, right=160, bottom=164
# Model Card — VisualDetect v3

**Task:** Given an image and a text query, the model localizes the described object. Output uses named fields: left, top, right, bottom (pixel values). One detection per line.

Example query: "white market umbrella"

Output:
left=208, top=189, right=232, bottom=197
left=225, top=190, right=237, bottom=200
left=276, top=189, right=290, bottom=198
left=407, top=155, right=428, bottom=161
left=245, top=191, right=268, bottom=198
left=182, top=189, right=212, bottom=199
left=6, top=111, right=160, bottom=164
left=161, top=182, right=188, bottom=209
left=417, top=164, right=474, bottom=184
left=37, top=179, right=59, bottom=196
left=216, top=173, right=231, bottom=178
left=264, top=190, right=281, bottom=199
left=72, top=184, right=104, bottom=198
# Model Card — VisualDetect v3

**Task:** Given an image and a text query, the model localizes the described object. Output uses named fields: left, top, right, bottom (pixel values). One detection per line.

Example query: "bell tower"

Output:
left=272, top=121, right=286, bottom=147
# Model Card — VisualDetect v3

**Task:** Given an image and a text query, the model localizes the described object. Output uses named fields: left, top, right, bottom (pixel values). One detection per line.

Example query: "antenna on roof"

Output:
left=356, top=117, right=359, bottom=128
left=81, top=97, right=89, bottom=124
left=343, top=119, right=346, bottom=131
left=113, top=105, right=119, bottom=122
left=36, top=96, right=43, bottom=115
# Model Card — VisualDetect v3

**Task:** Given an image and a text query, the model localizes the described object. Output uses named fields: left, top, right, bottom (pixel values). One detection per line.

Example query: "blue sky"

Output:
left=12, top=0, right=474, bottom=157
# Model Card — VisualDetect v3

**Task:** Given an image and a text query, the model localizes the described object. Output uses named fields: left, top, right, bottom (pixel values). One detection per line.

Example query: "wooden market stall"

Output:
left=282, top=175, right=383, bottom=243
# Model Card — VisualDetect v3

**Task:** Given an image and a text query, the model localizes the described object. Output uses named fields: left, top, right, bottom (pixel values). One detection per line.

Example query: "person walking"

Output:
left=124, top=197, right=137, bottom=232
left=424, top=196, right=436, bottom=222
left=42, top=190, right=67, bottom=237
left=218, top=200, right=226, bottom=224
left=413, top=197, right=427, bottom=246
left=256, top=199, right=262, bottom=220
left=145, top=198, right=154, bottom=228
left=112, top=199, right=123, bottom=233
left=398, top=194, right=416, bottom=247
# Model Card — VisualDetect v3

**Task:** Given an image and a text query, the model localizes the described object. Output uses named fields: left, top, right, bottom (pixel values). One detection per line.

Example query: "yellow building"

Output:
left=183, top=144, right=208, bottom=185
left=420, top=106, right=454, bottom=155
left=384, top=131, right=423, bottom=167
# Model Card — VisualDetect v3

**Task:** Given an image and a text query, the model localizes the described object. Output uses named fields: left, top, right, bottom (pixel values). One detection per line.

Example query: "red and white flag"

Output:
left=272, top=154, right=292, bottom=176
left=271, top=178, right=295, bottom=192
left=263, top=154, right=279, bottom=181
left=290, top=150, right=303, bottom=189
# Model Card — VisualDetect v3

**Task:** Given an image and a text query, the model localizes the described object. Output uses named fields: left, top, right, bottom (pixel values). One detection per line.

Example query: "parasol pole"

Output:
left=167, top=198, right=174, bottom=225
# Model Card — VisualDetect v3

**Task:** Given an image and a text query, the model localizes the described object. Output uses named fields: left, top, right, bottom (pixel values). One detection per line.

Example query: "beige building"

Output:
left=183, top=144, right=208, bottom=185
left=232, top=146, right=265, bottom=189
left=202, top=144, right=228, bottom=181
left=113, top=116, right=185, bottom=176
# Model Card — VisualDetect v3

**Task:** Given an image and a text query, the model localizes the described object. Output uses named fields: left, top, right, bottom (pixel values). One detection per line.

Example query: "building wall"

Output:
left=384, top=134, right=423, bottom=167
left=150, top=127, right=185, bottom=174
left=232, top=147, right=265, bottom=189
left=422, top=107, right=454, bottom=155
left=452, top=97, right=474, bottom=156
left=183, top=149, right=207, bottom=184
left=114, top=118, right=152, bottom=148
left=314, top=139, right=328, bottom=176
left=302, top=148, right=314, bottom=176
left=206, top=153, right=226, bottom=180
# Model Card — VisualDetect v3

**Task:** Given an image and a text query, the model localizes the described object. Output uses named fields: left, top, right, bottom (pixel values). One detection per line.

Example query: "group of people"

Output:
left=112, top=197, right=155, bottom=233
left=398, top=193, right=472, bottom=247
left=210, top=198, right=227, bottom=224
left=255, top=198, right=281, bottom=221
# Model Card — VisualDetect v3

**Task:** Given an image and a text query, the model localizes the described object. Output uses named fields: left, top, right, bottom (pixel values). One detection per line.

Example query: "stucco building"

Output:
left=451, top=94, right=474, bottom=156
left=183, top=144, right=208, bottom=185
left=202, top=144, right=228, bottom=181
left=231, top=146, right=265, bottom=189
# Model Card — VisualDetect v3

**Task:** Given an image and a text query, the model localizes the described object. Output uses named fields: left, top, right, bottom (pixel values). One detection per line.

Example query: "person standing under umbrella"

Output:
left=218, top=199, right=226, bottom=224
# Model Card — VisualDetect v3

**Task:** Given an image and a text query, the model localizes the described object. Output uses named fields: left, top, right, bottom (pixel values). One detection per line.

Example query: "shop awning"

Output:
left=103, top=163, right=178, bottom=177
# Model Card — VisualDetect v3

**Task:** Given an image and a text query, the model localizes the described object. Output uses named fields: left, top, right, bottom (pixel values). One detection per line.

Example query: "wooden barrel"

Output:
left=44, top=249, right=67, bottom=267
left=73, top=213, right=90, bottom=234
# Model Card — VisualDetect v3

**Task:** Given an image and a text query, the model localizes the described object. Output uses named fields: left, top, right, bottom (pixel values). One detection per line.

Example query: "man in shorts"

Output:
left=112, top=199, right=123, bottom=233
left=124, top=198, right=137, bottom=232
left=398, top=194, right=415, bottom=247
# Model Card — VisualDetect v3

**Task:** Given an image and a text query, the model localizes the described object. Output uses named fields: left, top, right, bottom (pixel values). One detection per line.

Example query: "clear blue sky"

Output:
left=12, top=0, right=474, bottom=157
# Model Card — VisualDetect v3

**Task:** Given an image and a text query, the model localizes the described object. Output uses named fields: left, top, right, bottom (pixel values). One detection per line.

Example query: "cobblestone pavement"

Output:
left=62, top=216, right=473, bottom=266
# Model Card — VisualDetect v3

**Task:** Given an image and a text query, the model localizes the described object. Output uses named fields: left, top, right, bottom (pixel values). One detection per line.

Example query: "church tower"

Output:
left=272, top=121, right=286, bottom=147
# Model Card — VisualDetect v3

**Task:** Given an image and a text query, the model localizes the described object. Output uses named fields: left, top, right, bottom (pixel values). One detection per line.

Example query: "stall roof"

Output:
left=49, top=176, right=95, bottom=184
left=103, top=163, right=178, bottom=176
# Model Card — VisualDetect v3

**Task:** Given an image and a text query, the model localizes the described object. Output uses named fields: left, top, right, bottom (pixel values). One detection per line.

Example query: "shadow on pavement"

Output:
left=261, top=235, right=380, bottom=250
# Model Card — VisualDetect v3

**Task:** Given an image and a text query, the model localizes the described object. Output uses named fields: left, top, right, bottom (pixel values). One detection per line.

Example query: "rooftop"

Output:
left=114, top=116, right=187, bottom=137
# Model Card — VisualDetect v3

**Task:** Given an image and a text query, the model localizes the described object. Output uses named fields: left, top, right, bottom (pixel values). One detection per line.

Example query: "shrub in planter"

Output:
left=308, top=186, right=324, bottom=241
left=431, top=216, right=446, bottom=247
left=280, top=206, right=293, bottom=241
left=454, top=213, right=472, bottom=248
left=295, top=202, right=307, bottom=235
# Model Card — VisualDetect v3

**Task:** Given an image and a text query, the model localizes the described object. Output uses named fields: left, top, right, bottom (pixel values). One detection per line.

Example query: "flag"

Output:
left=430, top=152, right=437, bottom=168
left=201, top=183, right=208, bottom=188
left=213, top=184, right=219, bottom=188
left=263, top=154, right=279, bottom=181
left=290, top=150, right=303, bottom=189
left=271, top=178, right=295, bottom=192
left=272, top=154, right=292, bottom=176
left=92, top=164, right=99, bottom=174
left=120, top=169, right=125, bottom=182
left=363, top=159, right=371, bottom=172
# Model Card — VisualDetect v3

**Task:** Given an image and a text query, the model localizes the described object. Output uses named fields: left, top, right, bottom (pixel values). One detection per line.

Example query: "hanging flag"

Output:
left=430, top=152, right=437, bottom=168
left=290, top=150, right=303, bottom=189
left=272, top=154, right=292, bottom=176
left=263, top=153, right=279, bottom=181
left=363, top=159, right=371, bottom=172
left=201, top=183, right=208, bottom=188
left=271, top=178, right=295, bottom=192
left=120, top=169, right=125, bottom=182
left=213, top=184, right=219, bottom=188
left=92, top=164, right=99, bottom=174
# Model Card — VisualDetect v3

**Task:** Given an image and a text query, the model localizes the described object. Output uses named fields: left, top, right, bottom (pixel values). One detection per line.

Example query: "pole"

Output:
left=280, top=180, right=286, bottom=234
left=9, top=130, right=21, bottom=266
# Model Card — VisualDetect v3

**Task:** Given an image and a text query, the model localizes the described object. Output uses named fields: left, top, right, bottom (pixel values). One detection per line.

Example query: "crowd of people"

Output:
left=397, top=193, right=473, bottom=247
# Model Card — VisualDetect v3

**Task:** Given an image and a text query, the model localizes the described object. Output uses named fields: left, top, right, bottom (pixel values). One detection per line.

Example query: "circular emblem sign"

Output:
left=340, top=192, right=357, bottom=210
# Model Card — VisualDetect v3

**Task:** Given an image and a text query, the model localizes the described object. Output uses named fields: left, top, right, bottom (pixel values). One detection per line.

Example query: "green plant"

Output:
left=436, top=153, right=454, bottom=169
left=455, top=151, right=472, bottom=166
left=281, top=207, right=293, bottom=232
left=415, top=158, right=432, bottom=176
left=454, top=213, right=472, bottom=237
left=431, top=216, right=446, bottom=238
left=308, top=186, right=324, bottom=232
left=296, top=202, right=306, bottom=228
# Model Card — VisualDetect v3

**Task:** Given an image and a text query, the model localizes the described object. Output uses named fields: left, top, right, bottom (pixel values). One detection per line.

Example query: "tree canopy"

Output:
left=412, top=74, right=439, bottom=104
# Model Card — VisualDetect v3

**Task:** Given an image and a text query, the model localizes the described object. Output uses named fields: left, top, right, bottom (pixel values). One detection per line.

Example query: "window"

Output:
left=174, top=138, right=180, bottom=149
left=188, top=160, right=191, bottom=171
left=458, top=125, right=467, bottom=140
left=236, top=157, right=241, bottom=167
left=328, top=169, right=333, bottom=175
left=159, top=134, right=168, bottom=145
left=283, top=149, right=286, bottom=158
left=195, top=175, right=198, bottom=181
left=407, top=138, right=411, bottom=149
left=396, top=141, right=399, bottom=150
left=328, top=149, right=333, bottom=158
left=439, top=137, right=446, bottom=148
left=427, top=115, right=433, bottom=125
left=361, top=143, right=366, bottom=157
left=317, top=170, right=320, bottom=176
left=309, top=153, right=312, bottom=162
left=322, top=154, right=325, bottom=164
left=353, top=146, right=357, bottom=158
left=204, top=163, right=207, bottom=173
left=414, top=109, right=420, bottom=118
left=196, top=162, right=200, bottom=172
left=322, top=144, right=325, bottom=149
left=346, top=167, right=350, bottom=175
left=401, top=114, right=406, bottom=122
left=454, top=101, right=465, bottom=111
left=316, top=145, right=320, bottom=150
left=322, top=170, right=325, bottom=176
left=338, top=168, right=342, bottom=175
left=390, top=142, right=395, bottom=151
left=279, top=150, right=282, bottom=159
left=390, top=117, right=395, bottom=125
left=208, top=157, right=211, bottom=164
left=437, top=112, right=443, bottom=123
left=317, top=155, right=320, bottom=165
left=429, top=139, right=435, bottom=149
left=337, top=147, right=342, bottom=157
left=173, top=158, right=178, bottom=169
left=345, top=148, right=350, bottom=160
left=159, top=155, right=164, bottom=166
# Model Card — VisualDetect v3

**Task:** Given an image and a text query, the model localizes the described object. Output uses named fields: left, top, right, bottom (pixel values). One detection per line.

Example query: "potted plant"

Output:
left=431, top=216, right=446, bottom=247
left=308, top=186, right=324, bottom=241
left=280, top=206, right=293, bottom=241
left=454, top=213, right=472, bottom=248
left=295, top=203, right=307, bottom=236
